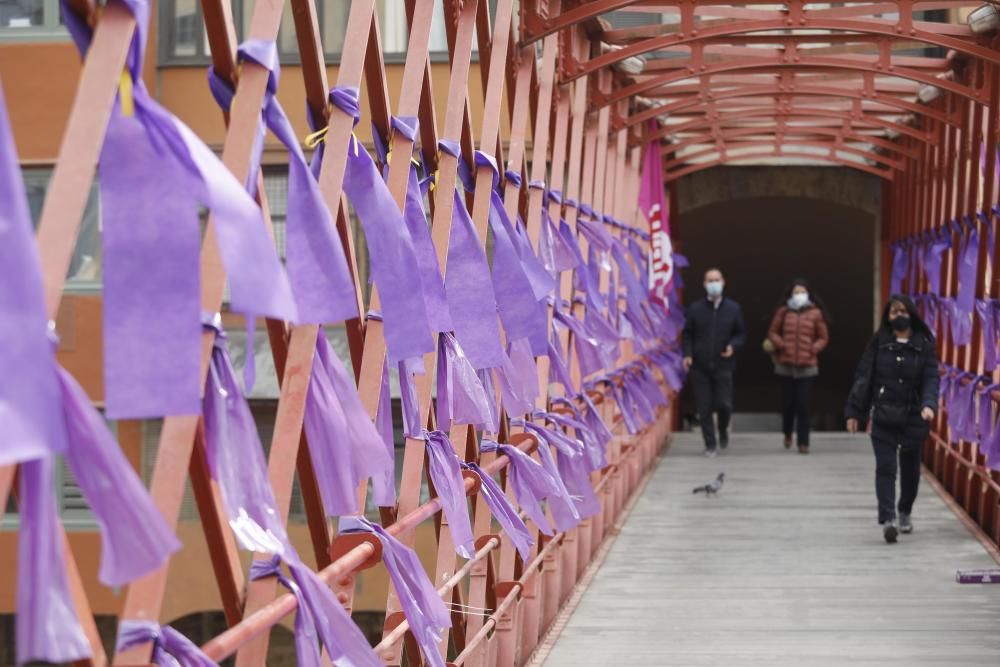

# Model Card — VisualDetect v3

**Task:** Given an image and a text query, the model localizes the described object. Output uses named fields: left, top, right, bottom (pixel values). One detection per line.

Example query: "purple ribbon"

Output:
left=890, top=242, right=907, bottom=295
left=539, top=208, right=580, bottom=275
left=512, top=420, right=581, bottom=532
left=200, top=318, right=380, bottom=665
left=436, top=332, right=498, bottom=432
left=548, top=331, right=576, bottom=393
left=250, top=556, right=321, bottom=667
left=480, top=440, right=558, bottom=535
left=339, top=517, right=451, bottom=667
left=116, top=621, right=218, bottom=667
left=303, top=330, right=394, bottom=516
left=445, top=190, right=506, bottom=369
left=535, top=409, right=606, bottom=472
left=955, top=222, right=979, bottom=346
left=421, top=430, right=476, bottom=558
left=923, top=234, right=950, bottom=294
left=338, top=90, right=433, bottom=364
left=373, top=359, right=397, bottom=506
left=92, top=16, right=298, bottom=419
left=398, top=355, right=423, bottom=439
left=16, top=458, right=91, bottom=664
left=403, top=162, right=453, bottom=333
left=977, top=299, right=998, bottom=372
left=461, top=462, right=533, bottom=559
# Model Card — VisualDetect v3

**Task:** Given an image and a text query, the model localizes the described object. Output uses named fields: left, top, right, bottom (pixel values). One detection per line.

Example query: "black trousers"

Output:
left=690, top=366, right=733, bottom=449
left=780, top=376, right=814, bottom=446
left=871, top=437, right=924, bottom=524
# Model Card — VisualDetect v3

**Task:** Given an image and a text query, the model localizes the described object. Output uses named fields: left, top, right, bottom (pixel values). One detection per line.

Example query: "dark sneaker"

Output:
left=899, top=513, right=913, bottom=534
left=883, top=521, right=899, bottom=543
left=783, top=436, right=793, bottom=450
left=798, top=445, right=809, bottom=454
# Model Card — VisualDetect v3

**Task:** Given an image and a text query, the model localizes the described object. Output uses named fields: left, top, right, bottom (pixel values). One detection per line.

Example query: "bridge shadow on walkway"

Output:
left=541, top=432, right=1000, bottom=666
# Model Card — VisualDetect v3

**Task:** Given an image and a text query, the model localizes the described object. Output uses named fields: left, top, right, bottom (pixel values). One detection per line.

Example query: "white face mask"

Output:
left=789, top=292, right=809, bottom=309
left=705, top=281, right=724, bottom=297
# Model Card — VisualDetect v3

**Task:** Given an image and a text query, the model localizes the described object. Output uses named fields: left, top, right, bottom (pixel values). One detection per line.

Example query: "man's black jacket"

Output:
left=682, top=297, right=747, bottom=371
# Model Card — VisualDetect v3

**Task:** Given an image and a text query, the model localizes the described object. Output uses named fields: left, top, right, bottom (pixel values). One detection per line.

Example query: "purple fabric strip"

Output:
left=539, top=208, right=579, bottom=274
left=548, top=331, right=576, bottom=393
left=59, top=366, right=180, bottom=585
left=955, top=225, right=979, bottom=345
left=512, top=420, right=581, bottom=532
left=436, top=332, right=498, bottom=432
left=0, top=82, right=67, bottom=464
left=492, top=353, right=534, bottom=418
left=462, top=462, right=533, bottom=559
left=303, top=331, right=393, bottom=517
left=339, top=517, right=451, bottom=667
left=421, top=430, right=476, bottom=558
left=977, top=300, right=998, bottom=372
left=373, top=358, right=397, bottom=506
left=404, top=164, right=453, bottom=333
left=480, top=440, right=557, bottom=535
left=445, top=190, right=506, bottom=369
left=116, top=621, right=218, bottom=667
left=342, top=136, right=434, bottom=363
left=890, top=242, right=906, bottom=295
left=580, top=391, right=614, bottom=447
left=978, top=383, right=1000, bottom=444
left=16, top=457, right=91, bottom=664
left=399, top=356, right=423, bottom=438
left=250, top=556, right=321, bottom=667
left=557, top=448, right=602, bottom=519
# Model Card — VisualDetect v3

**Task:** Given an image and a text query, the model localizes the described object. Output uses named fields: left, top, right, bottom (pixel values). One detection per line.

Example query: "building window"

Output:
left=160, top=0, right=457, bottom=65
left=22, top=167, right=102, bottom=290
left=0, top=0, right=65, bottom=41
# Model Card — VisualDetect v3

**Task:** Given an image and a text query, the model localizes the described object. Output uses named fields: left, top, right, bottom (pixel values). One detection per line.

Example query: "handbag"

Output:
left=872, top=395, right=910, bottom=429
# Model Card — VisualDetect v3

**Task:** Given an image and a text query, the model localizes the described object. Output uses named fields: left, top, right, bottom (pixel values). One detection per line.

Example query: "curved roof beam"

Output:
left=663, top=147, right=895, bottom=183
left=664, top=140, right=905, bottom=172
left=637, top=108, right=935, bottom=146
left=662, top=126, right=920, bottom=159
left=608, top=60, right=977, bottom=113
left=616, top=83, right=961, bottom=127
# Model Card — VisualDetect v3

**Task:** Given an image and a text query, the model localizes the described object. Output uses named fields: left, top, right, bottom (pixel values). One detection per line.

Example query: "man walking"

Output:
left=683, top=268, right=747, bottom=457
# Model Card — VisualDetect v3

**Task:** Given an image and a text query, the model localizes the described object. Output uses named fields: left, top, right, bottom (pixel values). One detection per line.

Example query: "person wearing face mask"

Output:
left=682, top=268, right=747, bottom=457
left=767, top=279, right=830, bottom=454
left=845, top=295, right=939, bottom=544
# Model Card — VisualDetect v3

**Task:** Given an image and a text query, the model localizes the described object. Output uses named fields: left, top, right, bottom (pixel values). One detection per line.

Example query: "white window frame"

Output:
left=0, top=0, right=68, bottom=42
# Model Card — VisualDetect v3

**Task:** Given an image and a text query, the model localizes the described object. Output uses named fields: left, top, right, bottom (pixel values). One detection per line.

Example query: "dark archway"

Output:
left=678, top=190, right=877, bottom=432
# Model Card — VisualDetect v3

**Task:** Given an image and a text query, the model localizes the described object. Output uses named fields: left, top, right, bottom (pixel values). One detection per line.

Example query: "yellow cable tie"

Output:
left=429, top=170, right=440, bottom=193
left=118, top=69, right=134, bottom=118
left=304, top=126, right=329, bottom=149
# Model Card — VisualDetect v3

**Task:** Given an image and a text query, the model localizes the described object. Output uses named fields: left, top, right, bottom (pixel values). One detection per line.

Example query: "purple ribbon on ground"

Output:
left=200, top=317, right=380, bottom=665
left=86, top=10, right=298, bottom=419
left=480, top=440, right=559, bottom=535
left=437, top=332, right=498, bottom=432
left=444, top=189, right=506, bottom=370
left=421, top=430, right=476, bottom=558
left=462, top=462, right=533, bottom=559
left=339, top=517, right=451, bottom=667
left=303, top=330, right=393, bottom=517
left=373, top=359, right=398, bottom=506
left=116, top=621, right=218, bottom=667
left=512, top=420, right=581, bottom=532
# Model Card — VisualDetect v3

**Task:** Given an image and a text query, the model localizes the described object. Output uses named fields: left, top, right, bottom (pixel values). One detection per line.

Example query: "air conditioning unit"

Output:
left=969, top=4, right=1000, bottom=34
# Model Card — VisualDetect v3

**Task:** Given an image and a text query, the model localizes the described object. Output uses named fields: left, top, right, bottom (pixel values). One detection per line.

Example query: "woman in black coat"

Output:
left=845, top=294, right=940, bottom=544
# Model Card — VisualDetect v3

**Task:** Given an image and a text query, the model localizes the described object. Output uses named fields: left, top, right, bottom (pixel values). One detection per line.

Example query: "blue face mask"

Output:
left=705, top=281, right=723, bottom=297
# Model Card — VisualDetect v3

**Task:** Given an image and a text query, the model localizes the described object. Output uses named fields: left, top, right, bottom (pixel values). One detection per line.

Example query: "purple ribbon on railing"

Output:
left=444, top=186, right=506, bottom=370
left=955, top=218, right=979, bottom=346
left=978, top=383, right=1000, bottom=445
left=461, top=462, right=533, bottom=559
left=403, top=161, right=453, bottom=333
left=923, top=232, right=950, bottom=295
left=511, top=420, right=581, bottom=531
left=505, top=169, right=523, bottom=189
left=421, top=430, right=476, bottom=558
left=3, top=77, right=179, bottom=664
left=890, top=242, right=907, bottom=296
left=200, top=316, right=380, bottom=665
left=249, top=556, right=322, bottom=667
left=553, top=306, right=604, bottom=380
left=481, top=440, right=558, bottom=535
left=210, top=40, right=358, bottom=325
left=339, top=92, right=434, bottom=365
left=535, top=408, right=606, bottom=472
left=373, top=358, right=397, bottom=506
left=436, top=332, right=498, bottom=432
left=83, top=6, right=298, bottom=419
left=976, top=299, right=998, bottom=372
left=339, top=517, right=451, bottom=667
left=303, top=330, right=394, bottom=516
left=539, top=208, right=580, bottom=275
left=548, top=330, right=576, bottom=393
left=116, top=621, right=218, bottom=667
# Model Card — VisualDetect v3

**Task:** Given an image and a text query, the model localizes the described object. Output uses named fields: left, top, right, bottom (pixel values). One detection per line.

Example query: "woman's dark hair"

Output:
left=779, top=278, right=832, bottom=324
left=879, top=293, right=933, bottom=337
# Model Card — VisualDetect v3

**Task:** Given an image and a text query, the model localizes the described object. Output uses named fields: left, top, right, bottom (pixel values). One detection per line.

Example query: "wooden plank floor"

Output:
left=542, top=432, right=1000, bottom=666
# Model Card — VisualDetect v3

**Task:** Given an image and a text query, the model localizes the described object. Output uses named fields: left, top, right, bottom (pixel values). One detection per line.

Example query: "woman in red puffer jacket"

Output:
left=767, top=279, right=830, bottom=454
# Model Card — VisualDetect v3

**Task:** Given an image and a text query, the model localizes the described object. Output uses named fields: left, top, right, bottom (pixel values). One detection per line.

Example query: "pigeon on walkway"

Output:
left=692, top=473, right=724, bottom=495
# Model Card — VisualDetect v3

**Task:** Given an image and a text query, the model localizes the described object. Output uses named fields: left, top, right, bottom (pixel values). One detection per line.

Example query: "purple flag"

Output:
left=462, top=462, right=533, bottom=559
left=422, top=430, right=476, bottom=558
left=372, top=359, right=397, bottom=506
left=116, top=621, right=218, bottom=667
left=481, top=440, right=558, bottom=535
left=436, top=332, right=498, bottom=432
